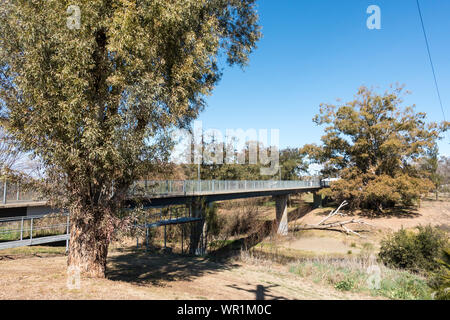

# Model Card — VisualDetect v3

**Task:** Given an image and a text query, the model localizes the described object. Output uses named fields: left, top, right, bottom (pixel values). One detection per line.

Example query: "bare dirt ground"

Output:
left=0, top=248, right=377, bottom=300
left=279, top=199, right=450, bottom=257
left=296, top=199, right=450, bottom=232
left=0, top=199, right=447, bottom=300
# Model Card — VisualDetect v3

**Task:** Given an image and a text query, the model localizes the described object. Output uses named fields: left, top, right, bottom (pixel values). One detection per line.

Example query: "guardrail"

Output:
left=1, top=179, right=329, bottom=205
left=1, top=180, right=43, bottom=205
left=130, top=179, right=323, bottom=196
left=0, top=213, right=70, bottom=250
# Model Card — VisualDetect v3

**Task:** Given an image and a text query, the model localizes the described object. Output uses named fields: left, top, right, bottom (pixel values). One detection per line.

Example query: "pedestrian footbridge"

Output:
left=0, top=179, right=329, bottom=250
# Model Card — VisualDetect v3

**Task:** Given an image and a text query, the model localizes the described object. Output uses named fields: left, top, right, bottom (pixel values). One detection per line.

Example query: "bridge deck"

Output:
left=1, top=180, right=325, bottom=208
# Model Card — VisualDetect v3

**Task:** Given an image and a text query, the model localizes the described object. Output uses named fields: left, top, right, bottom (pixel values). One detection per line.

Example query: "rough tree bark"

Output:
left=67, top=204, right=114, bottom=278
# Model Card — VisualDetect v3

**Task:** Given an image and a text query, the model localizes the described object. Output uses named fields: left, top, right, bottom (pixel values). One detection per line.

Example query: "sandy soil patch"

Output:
left=282, top=237, right=358, bottom=254
left=294, top=200, right=450, bottom=233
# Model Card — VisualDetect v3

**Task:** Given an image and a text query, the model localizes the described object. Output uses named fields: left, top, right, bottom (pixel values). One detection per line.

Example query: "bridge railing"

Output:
left=0, top=180, right=44, bottom=205
left=0, top=213, right=69, bottom=243
left=130, top=179, right=322, bottom=197
left=1, top=179, right=326, bottom=204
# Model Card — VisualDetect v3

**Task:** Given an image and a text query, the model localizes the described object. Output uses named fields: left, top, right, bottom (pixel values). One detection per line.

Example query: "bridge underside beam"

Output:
left=128, top=188, right=320, bottom=209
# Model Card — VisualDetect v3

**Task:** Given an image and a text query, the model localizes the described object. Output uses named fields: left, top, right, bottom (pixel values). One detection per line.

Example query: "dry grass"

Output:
left=0, top=245, right=378, bottom=300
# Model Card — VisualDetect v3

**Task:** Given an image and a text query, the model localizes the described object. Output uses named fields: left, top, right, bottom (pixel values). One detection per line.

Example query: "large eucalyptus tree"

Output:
left=0, top=0, right=261, bottom=277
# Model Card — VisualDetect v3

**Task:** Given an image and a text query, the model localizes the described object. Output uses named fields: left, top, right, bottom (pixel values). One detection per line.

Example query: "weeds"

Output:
left=288, top=257, right=432, bottom=300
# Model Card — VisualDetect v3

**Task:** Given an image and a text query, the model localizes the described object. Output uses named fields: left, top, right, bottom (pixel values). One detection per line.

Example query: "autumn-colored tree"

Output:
left=302, top=86, right=448, bottom=212
left=0, top=0, right=260, bottom=277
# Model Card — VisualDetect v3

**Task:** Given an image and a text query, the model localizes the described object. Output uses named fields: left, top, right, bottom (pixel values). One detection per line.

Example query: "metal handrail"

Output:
left=0, top=213, right=70, bottom=245
left=129, top=179, right=322, bottom=197
left=1, top=179, right=325, bottom=205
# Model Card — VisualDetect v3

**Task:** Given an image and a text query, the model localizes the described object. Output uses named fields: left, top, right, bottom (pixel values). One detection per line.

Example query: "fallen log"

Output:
left=293, top=201, right=374, bottom=237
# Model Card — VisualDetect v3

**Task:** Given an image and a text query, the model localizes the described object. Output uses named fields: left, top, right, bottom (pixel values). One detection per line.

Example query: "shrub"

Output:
left=335, top=278, right=355, bottom=291
left=289, top=258, right=432, bottom=300
left=429, top=248, right=450, bottom=300
left=219, top=204, right=262, bottom=238
left=379, top=225, right=448, bottom=273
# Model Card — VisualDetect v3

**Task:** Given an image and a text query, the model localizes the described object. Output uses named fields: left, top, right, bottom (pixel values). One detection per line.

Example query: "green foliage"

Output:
left=0, top=127, right=19, bottom=172
left=334, top=278, right=355, bottom=291
left=438, top=156, right=450, bottom=192
left=303, top=86, right=448, bottom=211
left=0, top=0, right=261, bottom=207
left=289, top=259, right=432, bottom=300
left=378, top=271, right=431, bottom=300
left=205, top=202, right=221, bottom=238
left=430, top=248, right=450, bottom=300
left=183, top=136, right=307, bottom=181
left=279, top=148, right=308, bottom=180
left=379, top=225, right=448, bottom=273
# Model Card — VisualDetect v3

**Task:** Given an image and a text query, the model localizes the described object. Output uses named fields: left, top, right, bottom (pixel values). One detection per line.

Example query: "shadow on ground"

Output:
left=107, top=202, right=317, bottom=287
left=106, top=249, right=239, bottom=286
left=359, top=206, right=421, bottom=219
left=226, top=284, right=289, bottom=300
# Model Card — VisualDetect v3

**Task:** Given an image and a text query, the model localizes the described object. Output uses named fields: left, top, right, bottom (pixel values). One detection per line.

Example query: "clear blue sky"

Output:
left=198, top=0, right=450, bottom=156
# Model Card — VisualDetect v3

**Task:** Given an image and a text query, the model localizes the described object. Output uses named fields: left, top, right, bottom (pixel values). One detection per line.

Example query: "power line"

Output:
left=416, top=0, right=446, bottom=122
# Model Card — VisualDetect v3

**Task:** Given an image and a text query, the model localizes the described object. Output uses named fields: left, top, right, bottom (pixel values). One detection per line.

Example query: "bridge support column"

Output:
left=275, top=195, right=289, bottom=236
left=189, top=199, right=207, bottom=255
left=313, top=192, right=322, bottom=209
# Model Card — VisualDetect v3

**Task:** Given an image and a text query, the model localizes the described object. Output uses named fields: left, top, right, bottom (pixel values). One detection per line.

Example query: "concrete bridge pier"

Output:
left=313, top=192, right=322, bottom=209
left=275, top=195, right=289, bottom=236
left=189, top=199, right=207, bottom=255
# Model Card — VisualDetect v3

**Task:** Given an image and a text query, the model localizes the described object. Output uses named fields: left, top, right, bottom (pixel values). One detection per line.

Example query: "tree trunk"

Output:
left=67, top=206, right=111, bottom=278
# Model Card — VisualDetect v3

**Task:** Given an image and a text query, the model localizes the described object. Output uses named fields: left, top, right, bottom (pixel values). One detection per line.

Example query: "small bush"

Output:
left=335, top=278, right=355, bottom=291
left=429, top=248, right=450, bottom=300
left=378, top=225, right=448, bottom=273
left=289, top=258, right=431, bottom=300
left=219, top=204, right=262, bottom=237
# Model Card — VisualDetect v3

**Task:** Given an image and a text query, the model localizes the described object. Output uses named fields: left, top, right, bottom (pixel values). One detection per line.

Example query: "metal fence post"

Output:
left=16, top=182, right=20, bottom=201
left=145, top=227, right=149, bottom=252
left=20, top=217, right=24, bottom=241
left=181, top=226, right=184, bottom=255
left=3, top=180, right=7, bottom=204
left=30, top=218, right=33, bottom=241
left=164, top=225, right=167, bottom=249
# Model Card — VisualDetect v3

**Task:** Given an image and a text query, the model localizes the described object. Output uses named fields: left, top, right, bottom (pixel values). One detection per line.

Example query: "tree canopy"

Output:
left=302, top=86, right=448, bottom=211
left=0, top=0, right=261, bottom=276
